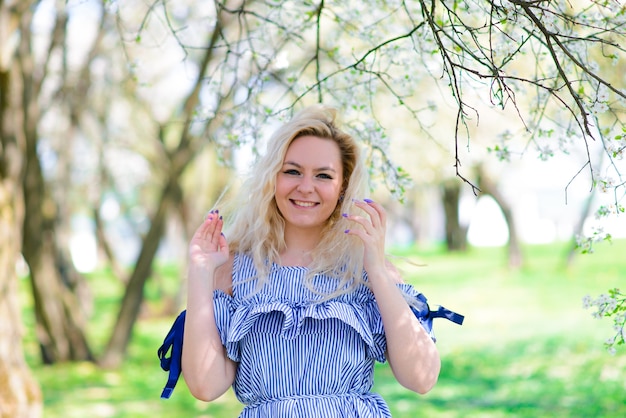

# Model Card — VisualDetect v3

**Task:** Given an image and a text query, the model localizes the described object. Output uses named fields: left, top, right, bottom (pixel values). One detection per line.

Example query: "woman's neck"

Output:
left=280, top=226, right=322, bottom=266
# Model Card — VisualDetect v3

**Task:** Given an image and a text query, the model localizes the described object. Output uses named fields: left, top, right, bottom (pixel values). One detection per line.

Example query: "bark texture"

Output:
left=0, top=1, right=43, bottom=415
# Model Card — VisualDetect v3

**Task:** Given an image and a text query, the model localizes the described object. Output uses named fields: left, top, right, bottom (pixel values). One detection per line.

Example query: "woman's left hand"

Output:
left=344, top=199, right=389, bottom=280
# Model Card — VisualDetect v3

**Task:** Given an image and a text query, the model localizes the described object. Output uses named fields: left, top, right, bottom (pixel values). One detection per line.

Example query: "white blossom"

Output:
left=596, top=176, right=615, bottom=193
left=590, top=101, right=609, bottom=115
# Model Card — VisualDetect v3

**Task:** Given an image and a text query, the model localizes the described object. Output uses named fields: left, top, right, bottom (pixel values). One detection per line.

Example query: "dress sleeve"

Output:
left=213, top=289, right=235, bottom=346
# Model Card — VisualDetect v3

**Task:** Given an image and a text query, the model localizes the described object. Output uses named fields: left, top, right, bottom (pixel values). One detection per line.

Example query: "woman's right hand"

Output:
left=184, top=210, right=236, bottom=401
left=188, top=210, right=229, bottom=272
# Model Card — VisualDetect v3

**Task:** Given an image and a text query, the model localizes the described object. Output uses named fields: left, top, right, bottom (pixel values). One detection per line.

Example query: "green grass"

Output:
left=23, top=240, right=626, bottom=417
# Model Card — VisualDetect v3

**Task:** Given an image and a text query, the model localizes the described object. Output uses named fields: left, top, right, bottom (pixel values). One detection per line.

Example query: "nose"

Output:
left=296, top=175, right=314, bottom=193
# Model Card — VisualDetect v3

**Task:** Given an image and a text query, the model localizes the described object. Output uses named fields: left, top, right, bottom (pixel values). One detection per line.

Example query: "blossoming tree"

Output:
left=3, top=1, right=626, bottom=412
left=119, top=0, right=625, bottom=351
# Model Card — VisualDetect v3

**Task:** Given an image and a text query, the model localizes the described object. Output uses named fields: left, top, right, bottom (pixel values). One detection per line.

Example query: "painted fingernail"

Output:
left=215, top=209, right=219, bottom=213
left=219, top=215, right=223, bottom=220
left=342, top=213, right=348, bottom=217
left=364, top=198, right=374, bottom=203
left=344, top=229, right=350, bottom=233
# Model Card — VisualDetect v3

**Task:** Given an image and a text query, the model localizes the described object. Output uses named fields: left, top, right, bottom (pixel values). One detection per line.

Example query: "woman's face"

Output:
left=275, top=135, right=344, bottom=234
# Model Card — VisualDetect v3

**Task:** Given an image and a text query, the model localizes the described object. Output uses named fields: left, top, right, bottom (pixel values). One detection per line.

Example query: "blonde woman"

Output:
left=158, top=105, right=463, bottom=417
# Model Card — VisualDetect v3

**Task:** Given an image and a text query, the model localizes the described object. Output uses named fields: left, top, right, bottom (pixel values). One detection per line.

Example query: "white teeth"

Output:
left=293, top=200, right=316, bottom=207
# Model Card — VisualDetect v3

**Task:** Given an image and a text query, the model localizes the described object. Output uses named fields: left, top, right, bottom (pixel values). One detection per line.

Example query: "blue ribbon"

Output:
left=157, top=310, right=186, bottom=399
left=410, top=293, right=464, bottom=337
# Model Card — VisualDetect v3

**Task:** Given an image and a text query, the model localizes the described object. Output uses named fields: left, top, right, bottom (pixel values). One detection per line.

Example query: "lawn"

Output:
left=23, top=240, right=626, bottom=417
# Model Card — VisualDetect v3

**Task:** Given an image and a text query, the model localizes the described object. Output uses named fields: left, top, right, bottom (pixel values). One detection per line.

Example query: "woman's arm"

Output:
left=368, top=266, right=440, bottom=393
left=181, top=211, right=238, bottom=401
left=345, top=200, right=440, bottom=394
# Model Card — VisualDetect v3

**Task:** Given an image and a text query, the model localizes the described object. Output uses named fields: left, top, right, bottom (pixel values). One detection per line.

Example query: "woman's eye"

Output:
left=317, top=173, right=332, bottom=179
left=284, top=169, right=300, bottom=175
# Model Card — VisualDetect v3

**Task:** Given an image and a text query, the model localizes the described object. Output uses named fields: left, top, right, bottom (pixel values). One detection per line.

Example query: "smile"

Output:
left=291, top=200, right=318, bottom=208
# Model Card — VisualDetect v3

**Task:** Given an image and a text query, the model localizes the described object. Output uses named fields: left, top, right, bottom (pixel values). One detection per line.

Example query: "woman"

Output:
left=158, top=105, right=463, bottom=417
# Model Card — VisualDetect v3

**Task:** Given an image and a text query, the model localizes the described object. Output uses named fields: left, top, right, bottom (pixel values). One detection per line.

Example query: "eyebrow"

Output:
left=283, top=161, right=337, bottom=173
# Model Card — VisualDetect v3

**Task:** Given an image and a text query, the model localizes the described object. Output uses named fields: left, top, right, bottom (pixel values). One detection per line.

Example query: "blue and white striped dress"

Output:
left=212, top=252, right=434, bottom=417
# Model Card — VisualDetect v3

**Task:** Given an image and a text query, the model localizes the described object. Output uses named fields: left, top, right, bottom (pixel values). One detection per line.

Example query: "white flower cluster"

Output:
left=540, top=10, right=559, bottom=34
left=597, top=84, right=610, bottom=102
left=607, top=134, right=626, bottom=160
left=587, top=83, right=611, bottom=116
left=583, top=289, right=626, bottom=355
left=596, top=176, right=615, bottom=193
left=589, top=100, right=609, bottom=116
left=497, top=0, right=516, bottom=16
left=488, top=144, right=511, bottom=162
left=594, top=204, right=623, bottom=220
left=575, top=226, right=611, bottom=254
left=537, top=145, right=554, bottom=161
left=488, top=130, right=513, bottom=162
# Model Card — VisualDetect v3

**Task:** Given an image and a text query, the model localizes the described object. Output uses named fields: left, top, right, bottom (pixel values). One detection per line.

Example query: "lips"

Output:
left=291, top=199, right=318, bottom=208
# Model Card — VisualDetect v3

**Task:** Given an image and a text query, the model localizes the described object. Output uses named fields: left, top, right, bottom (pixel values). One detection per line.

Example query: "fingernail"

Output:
left=364, top=198, right=374, bottom=203
left=344, top=229, right=350, bottom=233
left=342, top=213, right=348, bottom=217
left=219, top=215, right=223, bottom=220
left=215, top=209, right=219, bottom=213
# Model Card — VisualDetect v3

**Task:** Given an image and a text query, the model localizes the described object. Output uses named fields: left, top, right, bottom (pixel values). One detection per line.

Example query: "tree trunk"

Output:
left=441, top=181, right=468, bottom=251
left=21, top=109, right=94, bottom=362
left=99, top=179, right=183, bottom=368
left=0, top=177, right=43, bottom=418
left=476, top=165, right=524, bottom=268
left=0, top=4, right=43, bottom=413
left=564, top=189, right=595, bottom=266
left=17, top=6, right=93, bottom=363
left=99, top=23, right=223, bottom=367
left=564, top=149, right=604, bottom=266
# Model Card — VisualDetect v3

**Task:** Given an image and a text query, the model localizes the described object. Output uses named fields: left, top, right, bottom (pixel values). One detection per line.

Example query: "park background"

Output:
left=2, top=1, right=626, bottom=417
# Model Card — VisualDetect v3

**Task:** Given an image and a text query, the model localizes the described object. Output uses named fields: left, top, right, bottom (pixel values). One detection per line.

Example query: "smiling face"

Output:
left=275, top=135, right=344, bottom=235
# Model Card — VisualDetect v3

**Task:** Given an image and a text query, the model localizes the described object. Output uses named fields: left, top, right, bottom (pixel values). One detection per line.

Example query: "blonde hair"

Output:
left=222, top=104, right=369, bottom=295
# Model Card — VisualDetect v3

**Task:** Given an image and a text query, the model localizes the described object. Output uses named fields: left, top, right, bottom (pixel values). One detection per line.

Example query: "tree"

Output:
left=73, top=0, right=626, bottom=357
left=0, top=1, right=43, bottom=416
left=8, top=0, right=626, bottom=381
left=123, top=0, right=625, bottom=238
left=18, top=1, right=94, bottom=364
left=116, top=0, right=626, bottom=350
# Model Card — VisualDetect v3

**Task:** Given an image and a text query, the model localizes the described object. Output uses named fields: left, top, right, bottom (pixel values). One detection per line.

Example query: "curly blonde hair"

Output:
left=222, top=104, right=369, bottom=294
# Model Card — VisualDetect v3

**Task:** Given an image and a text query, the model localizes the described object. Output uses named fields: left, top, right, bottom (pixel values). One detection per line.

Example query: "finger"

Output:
left=211, top=214, right=224, bottom=244
left=204, top=211, right=218, bottom=236
left=195, top=215, right=212, bottom=240
left=352, top=199, right=382, bottom=229
left=365, top=199, right=386, bottom=228
left=344, top=227, right=378, bottom=250
left=343, top=214, right=375, bottom=235
left=206, top=211, right=225, bottom=245
left=218, top=231, right=229, bottom=256
left=201, top=210, right=221, bottom=243
left=344, top=227, right=365, bottom=240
